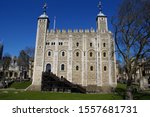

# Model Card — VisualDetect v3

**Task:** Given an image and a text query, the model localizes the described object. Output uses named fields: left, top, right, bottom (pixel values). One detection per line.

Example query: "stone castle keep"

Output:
left=28, top=2, right=117, bottom=91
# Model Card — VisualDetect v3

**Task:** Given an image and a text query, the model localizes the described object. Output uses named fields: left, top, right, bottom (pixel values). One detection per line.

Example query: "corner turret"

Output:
left=27, top=3, right=49, bottom=91
left=96, top=1, right=108, bottom=32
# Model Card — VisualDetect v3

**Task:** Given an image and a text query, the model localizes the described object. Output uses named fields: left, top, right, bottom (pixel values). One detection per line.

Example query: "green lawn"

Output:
left=9, top=81, right=32, bottom=89
left=0, top=82, right=150, bottom=100
left=0, top=81, right=122, bottom=100
left=0, top=90, right=122, bottom=100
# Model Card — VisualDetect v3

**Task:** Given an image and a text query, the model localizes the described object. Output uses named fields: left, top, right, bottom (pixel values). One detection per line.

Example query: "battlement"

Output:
left=47, top=29, right=96, bottom=34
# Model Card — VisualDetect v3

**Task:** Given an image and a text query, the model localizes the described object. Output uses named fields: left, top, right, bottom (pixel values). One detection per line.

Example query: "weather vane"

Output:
left=98, top=0, right=102, bottom=13
left=43, top=3, right=48, bottom=14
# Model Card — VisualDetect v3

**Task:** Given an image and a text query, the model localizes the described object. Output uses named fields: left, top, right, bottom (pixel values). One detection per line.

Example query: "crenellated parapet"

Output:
left=47, top=29, right=96, bottom=34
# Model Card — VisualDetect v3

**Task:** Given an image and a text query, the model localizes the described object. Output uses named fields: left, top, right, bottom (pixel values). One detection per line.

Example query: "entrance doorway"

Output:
left=46, top=64, right=51, bottom=73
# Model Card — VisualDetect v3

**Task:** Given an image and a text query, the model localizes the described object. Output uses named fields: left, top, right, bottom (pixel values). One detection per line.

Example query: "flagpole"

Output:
left=53, top=16, right=56, bottom=31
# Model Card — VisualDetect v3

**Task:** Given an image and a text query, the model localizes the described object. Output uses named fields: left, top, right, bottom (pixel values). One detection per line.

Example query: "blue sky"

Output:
left=0, top=0, right=122, bottom=56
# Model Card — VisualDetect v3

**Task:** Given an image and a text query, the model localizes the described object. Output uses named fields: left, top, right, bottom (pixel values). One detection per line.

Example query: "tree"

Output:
left=2, top=54, right=11, bottom=71
left=112, top=0, right=150, bottom=99
left=17, top=50, right=29, bottom=79
left=24, top=46, right=35, bottom=59
left=24, top=47, right=35, bottom=78
left=1, top=54, right=11, bottom=79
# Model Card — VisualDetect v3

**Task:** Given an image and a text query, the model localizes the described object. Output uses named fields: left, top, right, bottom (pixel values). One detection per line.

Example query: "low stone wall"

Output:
left=85, top=85, right=113, bottom=93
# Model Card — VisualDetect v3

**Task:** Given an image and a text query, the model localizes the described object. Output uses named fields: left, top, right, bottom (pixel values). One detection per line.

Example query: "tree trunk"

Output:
left=126, top=85, right=133, bottom=100
left=125, top=76, right=133, bottom=100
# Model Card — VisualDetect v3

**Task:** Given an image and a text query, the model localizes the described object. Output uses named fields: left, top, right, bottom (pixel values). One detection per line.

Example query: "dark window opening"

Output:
left=76, top=66, right=79, bottom=71
left=14, top=73, right=18, bottom=77
left=103, top=43, right=106, bottom=47
left=48, top=52, right=51, bottom=56
left=90, top=66, right=93, bottom=71
left=46, top=42, right=49, bottom=45
left=90, top=52, right=93, bottom=57
left=90, top=43, right=92, bottom=47
left=76, top=52, right=79, bottom=57
left=104, top=66, right=107, bottom=71
left=59, top=42, right=63, bottom=45
left=61, top=64, right=65, bottom=71
left=62, top=51, right=65, bottom=56
left=103, top=52, right=106, bottom=57
left=148, top=77, right=150, bottom=84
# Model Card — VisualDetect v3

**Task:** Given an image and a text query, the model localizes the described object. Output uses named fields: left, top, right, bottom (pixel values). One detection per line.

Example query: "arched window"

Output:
left=90, top=43, right=92, bottom=47
left=46, top=64, right=51, bottom=73
left=90, top=66, right=93, bottom=71
left=76, top=42, right=79, bottom=47
left=61, top=64, right=65, bottom=71
left=103, top=52, right=106, bottom=57
left=90, top=52, right=93, bottom=57
left=59, top=42, right=63, bottom=45
left=46, top=42, right=49, bottom=45
left=76, top=66, right=79, bottom=71
left=76, top=52, right=79, bottom=57
left=104, top=66, right=107, bottom=71
left=103, top=43, right=106, bottom=47
left=48, top=51, right=51, bottom=56
left=62, top=51, right=65, bottom=56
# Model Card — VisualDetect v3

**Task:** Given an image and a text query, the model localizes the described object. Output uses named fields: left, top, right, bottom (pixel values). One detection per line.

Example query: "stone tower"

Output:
left=28, top=4, right=49, bottom=90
